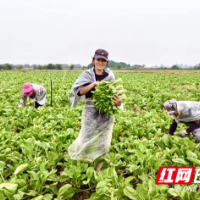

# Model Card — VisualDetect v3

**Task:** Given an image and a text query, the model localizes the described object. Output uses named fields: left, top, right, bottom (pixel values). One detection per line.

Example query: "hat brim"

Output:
left=94, top=55, right=108, bottom=61
left=25, top=91, right=34, bottom=97
left=21, top=88, right=33, bottom=93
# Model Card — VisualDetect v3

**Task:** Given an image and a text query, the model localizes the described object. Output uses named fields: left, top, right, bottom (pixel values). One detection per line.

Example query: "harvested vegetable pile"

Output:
left=92, top=78, right=127, bottom=116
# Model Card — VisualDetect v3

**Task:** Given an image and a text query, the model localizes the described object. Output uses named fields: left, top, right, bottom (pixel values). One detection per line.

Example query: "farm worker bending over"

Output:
left=68, top=49, right=122, bottom=173
left=19, top=83, right=47, bottom=109
left=164, top=99, right=200, bottom=143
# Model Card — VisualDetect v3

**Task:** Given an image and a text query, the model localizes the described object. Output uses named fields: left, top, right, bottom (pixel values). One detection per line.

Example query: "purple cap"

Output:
left=94, top=49, right=109, bottom=61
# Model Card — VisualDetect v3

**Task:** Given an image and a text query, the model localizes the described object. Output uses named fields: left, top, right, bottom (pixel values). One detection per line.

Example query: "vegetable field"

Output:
left=1, top=71, right=200, bottom=200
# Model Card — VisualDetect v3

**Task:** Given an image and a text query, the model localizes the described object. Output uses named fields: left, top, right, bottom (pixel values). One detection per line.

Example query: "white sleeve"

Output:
left=118, top=103, right=124, bottom=111
left=19, top=93, right=27, bottom=105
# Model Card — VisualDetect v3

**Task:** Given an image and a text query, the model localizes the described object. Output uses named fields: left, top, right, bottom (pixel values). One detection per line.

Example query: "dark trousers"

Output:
left=188, top=123, right=200, bottom=143
left=35, top=102, right=42, bottom=109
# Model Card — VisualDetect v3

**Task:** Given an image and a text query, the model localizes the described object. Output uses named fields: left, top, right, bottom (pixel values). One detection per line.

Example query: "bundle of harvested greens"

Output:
left=92, top=78, right=127, bottom=116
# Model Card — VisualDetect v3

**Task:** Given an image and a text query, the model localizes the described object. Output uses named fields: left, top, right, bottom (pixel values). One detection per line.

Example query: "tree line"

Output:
left=0, top=62, right=145, bottom=70
left=0, top=64, right=63, bottom=70
left=1, top=62, right=200, bottom=71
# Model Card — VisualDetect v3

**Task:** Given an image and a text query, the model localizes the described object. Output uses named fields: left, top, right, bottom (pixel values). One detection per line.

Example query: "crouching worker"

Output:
left=19, top=82, right=47, bottom=109
left=164, top=99, right=200, bottom=143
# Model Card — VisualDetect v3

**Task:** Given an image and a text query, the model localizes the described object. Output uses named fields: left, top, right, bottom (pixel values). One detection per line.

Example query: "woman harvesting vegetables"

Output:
left=68, top=49, right=122, bottom=173
left=164, top=99, right=200, bottom=143
left=19, top=83, right=47, bottom=109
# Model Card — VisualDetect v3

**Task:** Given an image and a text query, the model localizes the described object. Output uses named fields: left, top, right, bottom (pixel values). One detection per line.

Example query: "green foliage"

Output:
left=1, top=71, right=200, bottom=199
left=0, top=63, right=13, bottom=70
left=70, top=64, right=74, bottom=70
left=16, top=66, right=23, bottom=70
left=33, top=64, right=63, bottom=70
left=87, top=60, right=142, bottom=69
left=171, top=65, right=180, bottom=70
left=92, top=78, right=127, bottom=116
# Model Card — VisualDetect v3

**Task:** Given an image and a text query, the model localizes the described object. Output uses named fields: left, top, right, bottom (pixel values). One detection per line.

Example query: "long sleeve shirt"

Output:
left=169, top=119, right=199, bottom=135
left=77, top=69, right=124, bottom=110
left=19, top=93, right=36, bottom=105
left=77, top=69, right=109, bottom=98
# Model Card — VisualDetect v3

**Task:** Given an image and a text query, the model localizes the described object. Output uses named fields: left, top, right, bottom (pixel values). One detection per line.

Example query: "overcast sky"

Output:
left=0, top=0, right=200, bottom=67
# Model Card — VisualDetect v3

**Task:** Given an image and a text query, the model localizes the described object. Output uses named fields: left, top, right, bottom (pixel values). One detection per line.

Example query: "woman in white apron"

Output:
left=68, top=49, right=122, bottom=173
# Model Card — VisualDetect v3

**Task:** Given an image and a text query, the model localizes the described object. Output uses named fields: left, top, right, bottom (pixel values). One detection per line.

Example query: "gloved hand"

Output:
left=18, top=104, right=22, bottom=109
left=179, top=130, right=187, bottom=138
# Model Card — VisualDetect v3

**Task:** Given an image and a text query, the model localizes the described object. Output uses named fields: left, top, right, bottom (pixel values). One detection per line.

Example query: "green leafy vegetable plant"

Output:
left=92, top=78, right=127, bottom=116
